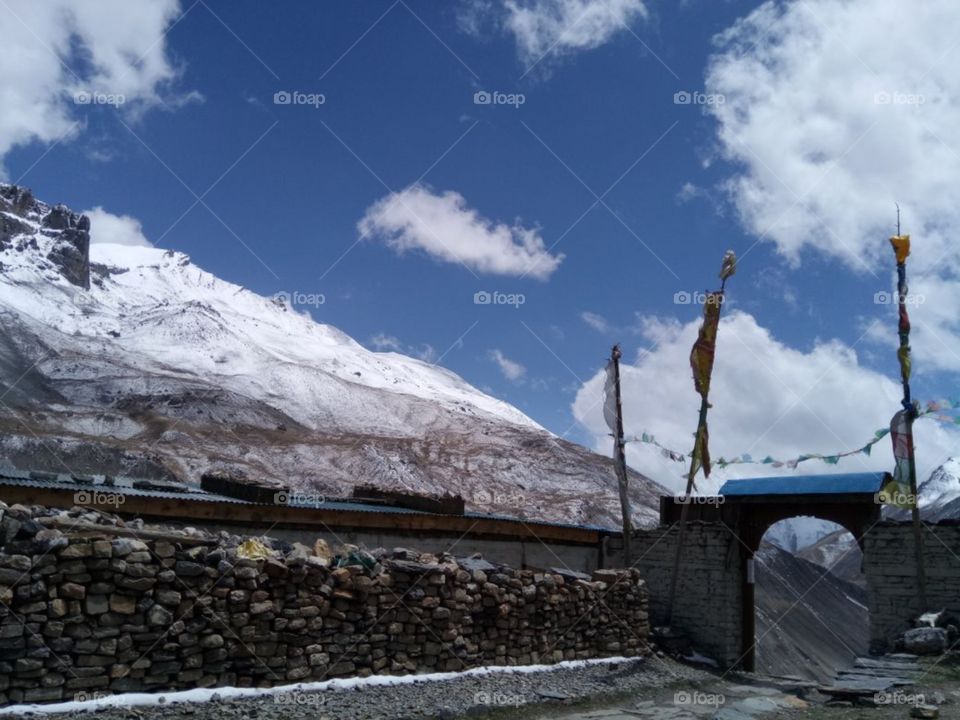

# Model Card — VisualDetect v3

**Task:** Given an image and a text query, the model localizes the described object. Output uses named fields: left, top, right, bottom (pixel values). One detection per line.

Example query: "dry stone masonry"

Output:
left=865, top=522, right=960, bottom=653
left=0, top=502, right=650, bottom=706
left=607, top=523, right=742, bottom=667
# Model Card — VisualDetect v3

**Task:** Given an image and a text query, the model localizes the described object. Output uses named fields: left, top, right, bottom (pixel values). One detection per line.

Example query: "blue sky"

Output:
left=3, top=0, right=958, bottom=476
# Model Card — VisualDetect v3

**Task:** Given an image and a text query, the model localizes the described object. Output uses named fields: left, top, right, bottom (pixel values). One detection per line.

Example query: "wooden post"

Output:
left=611, top=344, right=633, bottom=566
left=664, top=255, right=735, bottom=627
left=889, top=211, right=927, bottom=610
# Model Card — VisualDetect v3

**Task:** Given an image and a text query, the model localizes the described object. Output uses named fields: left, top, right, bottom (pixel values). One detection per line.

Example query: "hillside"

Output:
left=0, top=183, right=666, bottom=529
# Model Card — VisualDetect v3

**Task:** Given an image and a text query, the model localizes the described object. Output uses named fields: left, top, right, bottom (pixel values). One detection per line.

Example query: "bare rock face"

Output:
left=0, top=184, right=90, bottom=288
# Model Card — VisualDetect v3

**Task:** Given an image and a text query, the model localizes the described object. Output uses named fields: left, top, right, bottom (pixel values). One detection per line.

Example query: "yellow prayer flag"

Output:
left=890, top=234, right=911, bottom=264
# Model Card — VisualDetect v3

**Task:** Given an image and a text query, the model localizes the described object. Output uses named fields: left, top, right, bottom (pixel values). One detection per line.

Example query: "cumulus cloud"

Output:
left=499, top=0, right=648, bottom=65
left=573, top=311, right=960, bottom=494
left=706, top=0, right=960, bottom=372
left=489, top=349, right=526, bottom=381
left=358, top=184, right=563, bottom=279
left=83, top=207, right=152, bottom=247
left=706, top=0, right=960, bottom=268
left=0, top=0, right=186, bottom=171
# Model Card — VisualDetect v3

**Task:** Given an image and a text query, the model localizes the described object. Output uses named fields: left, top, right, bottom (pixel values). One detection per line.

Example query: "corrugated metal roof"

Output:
left=0, top=471, right=245, bottom=504
left=718, top=472, right=889, bottom=497
left=0, top=470, right=610, bottom=532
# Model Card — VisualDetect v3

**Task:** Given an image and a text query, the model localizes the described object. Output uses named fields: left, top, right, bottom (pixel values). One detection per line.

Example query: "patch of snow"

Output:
left=0, top=656, right=638, bottom=716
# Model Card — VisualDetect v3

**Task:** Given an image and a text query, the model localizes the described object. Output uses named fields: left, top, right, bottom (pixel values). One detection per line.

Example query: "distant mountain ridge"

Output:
left=0, top=183, right=667, bottom=529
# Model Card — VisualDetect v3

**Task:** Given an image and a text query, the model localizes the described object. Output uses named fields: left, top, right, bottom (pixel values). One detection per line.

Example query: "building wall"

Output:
left=865, top=522, right=960, bottom=653
left=607, top=523, right=743, bottom=666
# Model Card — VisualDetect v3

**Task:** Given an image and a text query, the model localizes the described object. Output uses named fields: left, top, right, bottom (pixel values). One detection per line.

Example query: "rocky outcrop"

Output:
left=0, top=184, right=90, bottom=288
left=0, top=502, right=650, bottom=706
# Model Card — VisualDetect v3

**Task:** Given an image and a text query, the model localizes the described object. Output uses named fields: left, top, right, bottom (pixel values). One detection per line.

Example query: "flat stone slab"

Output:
left=855, top=657, right=920, bottom=670
left=838, top=669, right=916, bottom=684
left=456, top=556, right=496, bottom=572
left=819, top=678, right=894, bottom=697
left=552, top=567, right=591, bottom=582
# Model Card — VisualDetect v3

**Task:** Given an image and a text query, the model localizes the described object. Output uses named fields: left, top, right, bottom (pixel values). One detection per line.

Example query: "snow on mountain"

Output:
left=0, top=184, right=666, bottom=528
left=919, top=456, right=960, bottom=508
left=763, top=516, right=842, bottom=553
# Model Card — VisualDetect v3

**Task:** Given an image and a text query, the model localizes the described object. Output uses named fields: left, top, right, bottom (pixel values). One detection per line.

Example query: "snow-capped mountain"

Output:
left=0, top=184, right=665, bottom=528
left=918, top=456, right=960, bottom=514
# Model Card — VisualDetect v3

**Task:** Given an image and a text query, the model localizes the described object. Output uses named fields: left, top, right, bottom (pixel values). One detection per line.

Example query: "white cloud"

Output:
left=573, top=311, right=960, bottom=494
left=369, top=334, right=438, bottom=364
left=0, top=0, right=186, bottom=171
left=358, top=184, right=563, bottom=280
left=83, top=207, right=152, bottom=247
left=369, top=333, right=404, bottom=352
left=414, top=344, right=438, bottom=363
left=489, top=348, right=526, bottom=381
left=706, top=0, right=960, bottom=268
left=706, top=0, right=960, bottom=372
left=500, top=0, right=648, bottom=65
left=580, top=311, right=612, bottom=333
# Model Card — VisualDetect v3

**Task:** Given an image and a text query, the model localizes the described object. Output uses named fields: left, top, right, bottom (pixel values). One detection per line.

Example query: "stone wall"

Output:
left=607, top=523, right=742, bottom=667
left=0, top=504, right=650, bottom=706
left=178, top=524, right=604, bottom=577
left=865, top=522, right=960, bottom=653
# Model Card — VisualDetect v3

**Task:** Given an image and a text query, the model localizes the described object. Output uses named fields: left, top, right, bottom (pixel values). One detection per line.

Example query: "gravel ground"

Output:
left=17, top=656, right=708, bottom=720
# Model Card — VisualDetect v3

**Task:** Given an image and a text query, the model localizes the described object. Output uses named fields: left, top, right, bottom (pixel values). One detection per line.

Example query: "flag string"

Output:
left=625, top=398, right=960, bottom=470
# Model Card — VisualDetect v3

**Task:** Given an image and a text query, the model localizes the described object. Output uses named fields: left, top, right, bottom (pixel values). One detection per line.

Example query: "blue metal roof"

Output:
left=718, top=472, right=888, bottom=497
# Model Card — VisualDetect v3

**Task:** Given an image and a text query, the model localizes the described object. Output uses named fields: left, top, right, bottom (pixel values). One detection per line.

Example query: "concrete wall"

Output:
left=607, top=523, right=743, bottom=666
left=865, top=522, right=960, bottom=653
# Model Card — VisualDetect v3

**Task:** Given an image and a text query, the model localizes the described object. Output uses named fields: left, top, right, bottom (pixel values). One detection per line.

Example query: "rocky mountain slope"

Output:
left=0, top=184, right=666, bottom=528
left=796, top=530, right=865, bottom=588
left=755, top=543, right=868, bottom=682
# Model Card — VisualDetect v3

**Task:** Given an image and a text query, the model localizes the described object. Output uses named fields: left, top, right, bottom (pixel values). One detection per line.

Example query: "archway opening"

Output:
left=754, top=517, right=868, bottom=682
